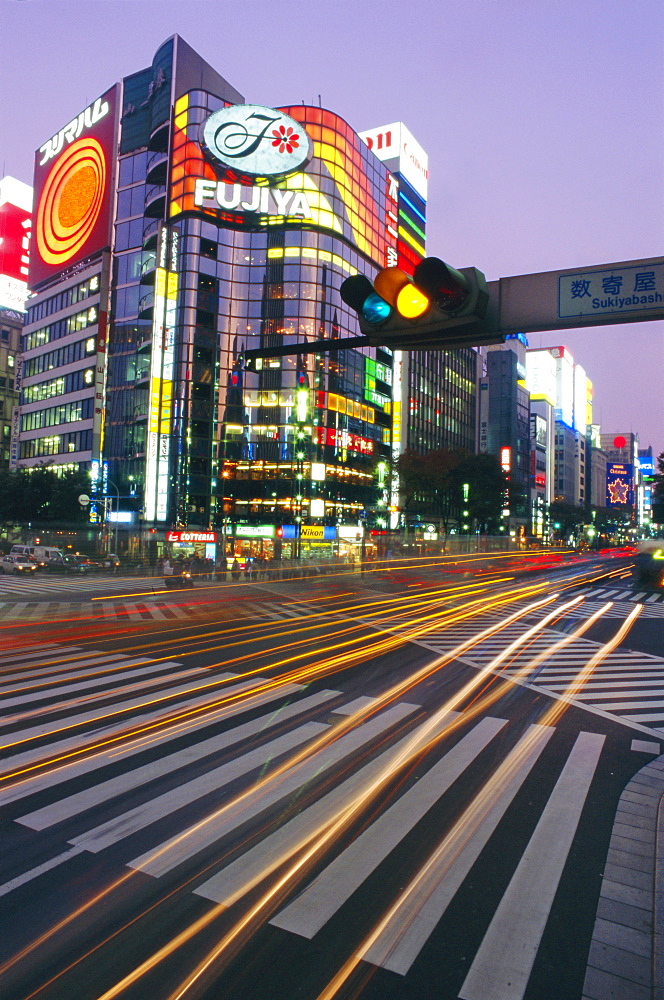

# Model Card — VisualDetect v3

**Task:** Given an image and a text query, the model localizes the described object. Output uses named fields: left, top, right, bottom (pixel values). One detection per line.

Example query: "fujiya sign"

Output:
left=194, top=179, right=313, bottom=219
left=201, top=105, right=313, bottom=180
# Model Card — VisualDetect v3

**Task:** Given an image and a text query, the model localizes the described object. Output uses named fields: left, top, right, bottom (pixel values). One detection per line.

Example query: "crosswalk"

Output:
left=0, top=641, right=659, bottom=1000
left=0, top=573, right=152, bottom=596
left=0, top=597, right=314, bottom=623
left=406, top=611, right=664, bottom=737
left=584, top=585, right=664, bottom=601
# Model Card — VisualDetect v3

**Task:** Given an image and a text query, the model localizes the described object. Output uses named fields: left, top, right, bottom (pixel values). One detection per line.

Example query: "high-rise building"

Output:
left=526, top=345, right=590, bottom=509
left=19, top=36, right=444, bottom=560
left=479, top=335, right=531, bottom=532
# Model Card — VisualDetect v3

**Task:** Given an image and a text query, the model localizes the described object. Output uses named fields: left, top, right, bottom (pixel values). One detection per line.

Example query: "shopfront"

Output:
left=165, top=529, right=217, bottom=564
left=230, top=524, right=276, bottom=567
left=280, top=524, right=338, bottom=561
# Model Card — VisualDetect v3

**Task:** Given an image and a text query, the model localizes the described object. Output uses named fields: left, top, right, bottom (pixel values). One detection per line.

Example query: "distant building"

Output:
left=601, top=431, right=641, bottom=525
left=527, top=345, right=590, bottom=509
left=479, top=335, right=531, bottom=531
left=359, top=122, right=477, bottom=485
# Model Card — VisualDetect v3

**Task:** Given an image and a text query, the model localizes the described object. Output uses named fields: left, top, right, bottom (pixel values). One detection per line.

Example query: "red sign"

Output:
left=0, top=199, right=31, bottom=282
left=30, top=86, right=118, bottom=287
left=166, top=530, right=217, bottom=544
left=316, top=427, right=375, bottom=455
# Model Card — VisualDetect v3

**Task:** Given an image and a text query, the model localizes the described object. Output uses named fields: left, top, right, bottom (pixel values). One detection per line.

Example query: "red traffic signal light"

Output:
left=340, top=257, right=501, bottom=350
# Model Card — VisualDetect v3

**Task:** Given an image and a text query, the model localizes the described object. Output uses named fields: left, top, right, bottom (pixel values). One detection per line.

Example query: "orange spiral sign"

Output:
left=35, top=136, right=107, bottom=267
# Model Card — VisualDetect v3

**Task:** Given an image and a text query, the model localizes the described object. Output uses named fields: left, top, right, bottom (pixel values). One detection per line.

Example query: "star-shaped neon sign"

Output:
left=608, top=478, right=630, bottom=504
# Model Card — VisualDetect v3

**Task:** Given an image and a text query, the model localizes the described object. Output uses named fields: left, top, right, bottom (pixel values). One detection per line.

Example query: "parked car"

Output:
left=10, top=544, right=65, bottom=569
left=61, top=555, right=89, bottom=574
left=73, top=555, right=102, bottom=572
left=0, top=555, right=38, bottom=575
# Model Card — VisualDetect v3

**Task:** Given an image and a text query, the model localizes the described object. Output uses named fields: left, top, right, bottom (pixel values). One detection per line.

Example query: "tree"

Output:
left=397, top=449, right=513, bottom=540
left=0, top=467, right=91, bottom=524
left=652, top=451, right=664, bottom=525
left=397, top=448, right=466, bottom=540
left=549, top=500, right=586, bottom=541
left=457, top=453, right=510, bottom=534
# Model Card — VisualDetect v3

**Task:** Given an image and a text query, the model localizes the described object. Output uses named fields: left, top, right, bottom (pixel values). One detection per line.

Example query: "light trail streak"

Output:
left=312, top=603, right=644, bottom=1000
left=89, top=594, right=562, bottom=1000
left=0, top=578, right=550, bottom=783
left=6, top=580, right=637, bottom=998
left=3, top=590, right=557, bottom=996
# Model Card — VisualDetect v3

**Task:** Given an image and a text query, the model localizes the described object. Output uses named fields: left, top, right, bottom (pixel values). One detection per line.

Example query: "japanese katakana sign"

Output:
left=559, top=262, right=664, bottom=319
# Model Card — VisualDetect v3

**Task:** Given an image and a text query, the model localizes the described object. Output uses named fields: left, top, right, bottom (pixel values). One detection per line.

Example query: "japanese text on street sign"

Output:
left=559, top=262, right=664, bottom=319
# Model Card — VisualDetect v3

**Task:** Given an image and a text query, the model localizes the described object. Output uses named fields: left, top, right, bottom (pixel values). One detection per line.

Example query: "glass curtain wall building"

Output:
left=22, top=36, right=401, bottom=554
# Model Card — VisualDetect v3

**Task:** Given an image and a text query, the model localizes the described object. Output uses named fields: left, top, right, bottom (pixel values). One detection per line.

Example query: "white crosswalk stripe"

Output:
left=0, top=597, right=319, bottom=623
left=0, top=575, right=157, bottom=596
left=403, top=611, right=664, bottom=736
left=0, top=639, right=658, bottom=999
left=582, top=586, right=664, bottom=604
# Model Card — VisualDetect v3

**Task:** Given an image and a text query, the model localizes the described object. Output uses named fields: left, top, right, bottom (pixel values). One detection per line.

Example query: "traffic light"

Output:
left=340, top=257, right=502, bottom=350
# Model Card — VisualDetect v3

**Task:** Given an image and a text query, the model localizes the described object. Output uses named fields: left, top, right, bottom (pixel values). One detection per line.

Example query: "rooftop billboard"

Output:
left=30, top=86, right=118, bottom=287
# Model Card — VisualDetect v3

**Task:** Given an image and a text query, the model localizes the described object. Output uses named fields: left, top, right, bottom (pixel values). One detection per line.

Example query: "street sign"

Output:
left=559, top=261, right=664, bottom=320
left=78, top=493, right=90, bottom=506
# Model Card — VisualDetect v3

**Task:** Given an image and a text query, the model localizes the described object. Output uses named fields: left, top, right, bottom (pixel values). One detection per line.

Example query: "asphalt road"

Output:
left=0, top=552, right=662, bottom=1000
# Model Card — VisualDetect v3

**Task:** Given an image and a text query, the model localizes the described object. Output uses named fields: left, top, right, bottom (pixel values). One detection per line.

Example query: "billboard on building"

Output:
left=30, top=86, right=118, bottom=287
left=357, top=122, right=429, bottom=201
left=169, top=100, right=392, bottom=267
left=526, top=349, right=557, bottom=406
left=358, top=121, right=427, bottom=273
left=606, top=462, right=635, bottom=507
left=550, top=346, right=574, bottom=428
left=573, top=363, right=587, bottom=436
left=0, top=176, right=32, bottom=311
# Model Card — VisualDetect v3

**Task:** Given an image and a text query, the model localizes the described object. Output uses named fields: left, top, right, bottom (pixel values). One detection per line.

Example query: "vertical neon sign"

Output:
left=144, top=226, right=178, bottom=522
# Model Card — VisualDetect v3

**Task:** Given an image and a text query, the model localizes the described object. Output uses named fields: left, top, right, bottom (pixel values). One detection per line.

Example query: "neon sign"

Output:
left=201, top=105, right=312, bottom=180
left=194, top=179, right=312, bottom=219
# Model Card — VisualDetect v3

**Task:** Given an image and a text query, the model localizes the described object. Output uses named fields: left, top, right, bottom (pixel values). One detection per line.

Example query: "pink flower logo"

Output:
left=271, top=125, right=300, bottom=154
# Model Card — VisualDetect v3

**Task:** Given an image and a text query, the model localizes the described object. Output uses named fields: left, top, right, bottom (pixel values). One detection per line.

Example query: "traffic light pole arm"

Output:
left=491, top=255, right=664, bottom=336
left=244, top=336, right=370, bottom=360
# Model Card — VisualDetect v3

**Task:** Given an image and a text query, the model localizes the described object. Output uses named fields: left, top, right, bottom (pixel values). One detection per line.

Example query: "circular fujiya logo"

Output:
left=201, top=105, right=312, bottom=180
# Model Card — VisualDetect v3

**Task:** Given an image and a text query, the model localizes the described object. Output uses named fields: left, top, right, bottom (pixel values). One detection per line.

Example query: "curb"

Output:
left=582, top=753, right=664, bottom=1000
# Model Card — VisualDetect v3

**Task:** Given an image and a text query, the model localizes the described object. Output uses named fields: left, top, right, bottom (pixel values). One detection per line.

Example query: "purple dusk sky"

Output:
left=2, top=0, right=663, bottom=456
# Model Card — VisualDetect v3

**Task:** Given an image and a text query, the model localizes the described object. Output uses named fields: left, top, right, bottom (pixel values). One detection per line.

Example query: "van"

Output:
left=10, top=544, right=65, bottom=568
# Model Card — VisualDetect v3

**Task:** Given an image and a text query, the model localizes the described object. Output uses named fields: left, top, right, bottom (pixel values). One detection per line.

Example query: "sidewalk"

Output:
left=582, top=750, right=664, bottom=1000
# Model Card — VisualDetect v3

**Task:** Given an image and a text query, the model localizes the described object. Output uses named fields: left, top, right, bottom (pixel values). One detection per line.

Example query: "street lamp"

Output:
left=102, top=479, right=120, bottom=555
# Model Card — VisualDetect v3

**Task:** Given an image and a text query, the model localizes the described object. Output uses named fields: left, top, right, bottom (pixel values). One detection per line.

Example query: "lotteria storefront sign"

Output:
left=166, top=530, right=217, bottom=543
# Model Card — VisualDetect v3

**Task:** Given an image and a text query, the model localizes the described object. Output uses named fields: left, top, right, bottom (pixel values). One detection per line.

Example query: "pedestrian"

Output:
left=231, top=557, right=241, bottom=581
